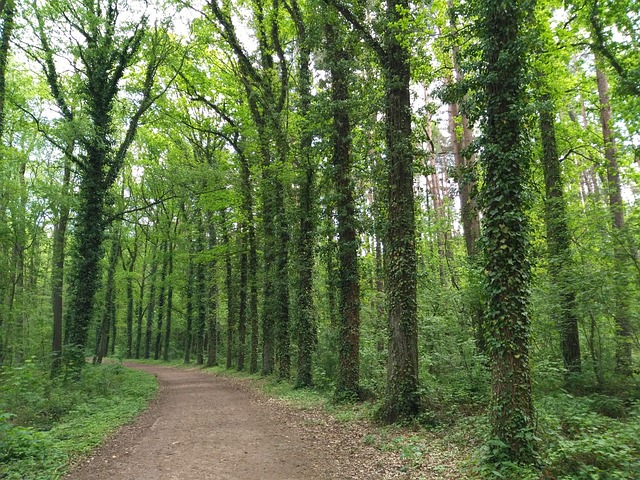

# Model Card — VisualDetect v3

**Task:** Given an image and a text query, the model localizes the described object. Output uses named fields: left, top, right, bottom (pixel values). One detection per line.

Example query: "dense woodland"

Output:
left=0, top=0, right=639, bottom=477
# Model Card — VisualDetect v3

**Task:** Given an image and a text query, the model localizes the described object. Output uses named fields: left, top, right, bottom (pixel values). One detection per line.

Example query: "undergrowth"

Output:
left=0, top=359, right=157, bottom=480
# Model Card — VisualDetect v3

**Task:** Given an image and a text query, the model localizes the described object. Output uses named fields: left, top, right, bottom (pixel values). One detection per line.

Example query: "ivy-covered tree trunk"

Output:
left=223, top=211, right=235, bottom=370
left=237, top=234, right=247, bottom=371
left=595, top=63, right=633, bottom=377
left=195, top=217, right=207, bottom=366
left=163, top=238, right=174, bottom=362
left=135, top=234, right=148, bottom=359
left=51, top=156, right=71, bottom=374
left=241, top=157, right=259, bottom=374
left=124, top=235, right=138, bottom=359
left=66, top=164, right=108, bottom=369
left=35, top=0, right=158, bottom=374
left=273, top=160, right=291, bottom=381
left=154, top=240, right=169, bottom=360
left=184, top=254, right=194, bottom=364
left=378, top=0, right=420, bottom=422
left=208, top=0, right=290, bottom=378
left=144, top=246, right=158, bottom=359
left=0, top=0, right=15, bottom=138
left=478, top=0, right=536, bottom=465
left=94, top=235, right=119, bottom=364
left=539, top=93, right=581, bottom=375
left=0, top=0, right=15, bottom=367
left=206, top=219, right=218, bottom=368
left=327, top=18, right=361, bottom=400
left=289, top=0, right=316, bottom=388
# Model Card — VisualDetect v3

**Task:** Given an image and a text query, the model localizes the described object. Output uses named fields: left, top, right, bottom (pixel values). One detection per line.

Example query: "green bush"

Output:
left=0, top=362, right=157, bottom=479
left=538, top=394, right=640, bottom=479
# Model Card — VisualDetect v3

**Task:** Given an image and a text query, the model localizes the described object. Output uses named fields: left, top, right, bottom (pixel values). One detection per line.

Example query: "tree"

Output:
left=324, top=12, right=361, bottom=400
left=327, top=0, right=420, bottom=423
left=0, top=0, right=15, bottom=138
left=595, top=62, right=633, bottom=376
left=287, top=0, right=317, bottom=389
left=33, top=0, right=170, bottom=374
left=207, top=0, right=292, bottom=379
left=538, top=91, right=582, bottom=375
left=476, top=0, right=537, bottom=465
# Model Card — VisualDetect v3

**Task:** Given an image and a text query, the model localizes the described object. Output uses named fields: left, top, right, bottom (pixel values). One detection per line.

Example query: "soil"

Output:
left=64, top=363, right=467, bottom=480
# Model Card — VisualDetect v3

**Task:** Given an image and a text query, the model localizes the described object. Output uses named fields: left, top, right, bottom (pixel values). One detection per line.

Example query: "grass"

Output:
left=0, top=361, right=157, bottom=480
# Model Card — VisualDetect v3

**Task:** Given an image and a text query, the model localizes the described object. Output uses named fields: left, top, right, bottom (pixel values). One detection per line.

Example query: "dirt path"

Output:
left=64, top=363, right=412, bottom=480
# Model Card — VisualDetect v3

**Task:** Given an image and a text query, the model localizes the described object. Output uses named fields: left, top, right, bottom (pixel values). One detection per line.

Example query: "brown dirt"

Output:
left=64, top=363, right=469, bottom=480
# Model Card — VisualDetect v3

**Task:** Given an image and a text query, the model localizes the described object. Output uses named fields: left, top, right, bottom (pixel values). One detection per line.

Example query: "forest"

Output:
left=0, top=0, right=639, bottom=478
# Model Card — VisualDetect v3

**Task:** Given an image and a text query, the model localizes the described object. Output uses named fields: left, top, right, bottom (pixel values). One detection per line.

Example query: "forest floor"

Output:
left=63, top=363, right=470, bottom=480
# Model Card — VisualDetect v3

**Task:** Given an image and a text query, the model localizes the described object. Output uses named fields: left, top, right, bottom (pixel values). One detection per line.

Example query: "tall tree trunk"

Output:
left=94, top=235, right=119, bottom=364
left=289, top=0, right=316, bottom=388
left=154, top=240, right=168, bottom=360
left=236, top=141, right=257, bottom=373
left=479, top=0, right=536, bottom=464
left=144, top=245, right=158, bottom=359
left=184, top=254, right=194, bottom=364
left=595, top=62, right=633, bottom=376
left=163, top=237, right=174, bottom=362
left=237, top=234, right=247, bottom=371
left=195, top=214, right=207, bottom=366
left=206, top=220, right=218, bottom=368
left=223, top=210, right=235, bottom=370
left=378, top=0, right=419, bottom=422
left=261, top=158, right=277, bottom=375
left=0, top=0, right=15, bottom=138
left=247, top=202, right=259, bottom=374
left=125, top=235, right=138, bottom=359
left=0, top=0, right=15, bottom=366
left=327, top=18, right=361, bottom=400
left=51, top=156, right=71, bottom=374
left=539, top=93, right=581, bottom=375
left=273, top=175, right=291, bottom=380
left=135, top=234, right=148, bottom=359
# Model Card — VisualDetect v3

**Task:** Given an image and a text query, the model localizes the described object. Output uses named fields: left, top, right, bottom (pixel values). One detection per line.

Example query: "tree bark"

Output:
left=479, top=0, right=536, bottom=464
left=94, top=235, right=119, bottom=364
left=223, top=210, right=235, bottom=370
left=184, top=254, right=194, bottom=364
left=154, top=240, right=169, bottom=360
left=378, top=0, right=420, bottom=422
left=195, top=214, right=207, bottom=366
left=135, top=233, right=148, bottom=359
left=206, top=219, right=218, bottom=368
left=538, top=93, right=581, bottom=375
left=288, top=0, right=316, bottom=389
left=326, top=18, right=361, bottom=400
left=0, top=0, right=15, bottom=138
left=163, top=237, right=174, bottom=362
left=144, top=245, right=158, bottom=359
left=51, top=156, right=71, bottom=374
left=595, top=62, right=633, bottom=376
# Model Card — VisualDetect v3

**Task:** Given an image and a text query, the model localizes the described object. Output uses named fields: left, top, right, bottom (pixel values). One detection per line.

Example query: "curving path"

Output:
left=64, top=363, right=350, bottom=480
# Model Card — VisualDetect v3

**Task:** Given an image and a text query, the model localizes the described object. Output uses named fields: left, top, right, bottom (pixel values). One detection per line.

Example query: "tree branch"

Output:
left=323, top=0, right=385, bottom=59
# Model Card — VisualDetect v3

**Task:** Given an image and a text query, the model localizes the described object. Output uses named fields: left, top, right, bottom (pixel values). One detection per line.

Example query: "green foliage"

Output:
left=0, top=362, right=157, bottom=479
left=538, top=394, right=640, bottom=479
left=0, top=413, right=65, bottom=480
